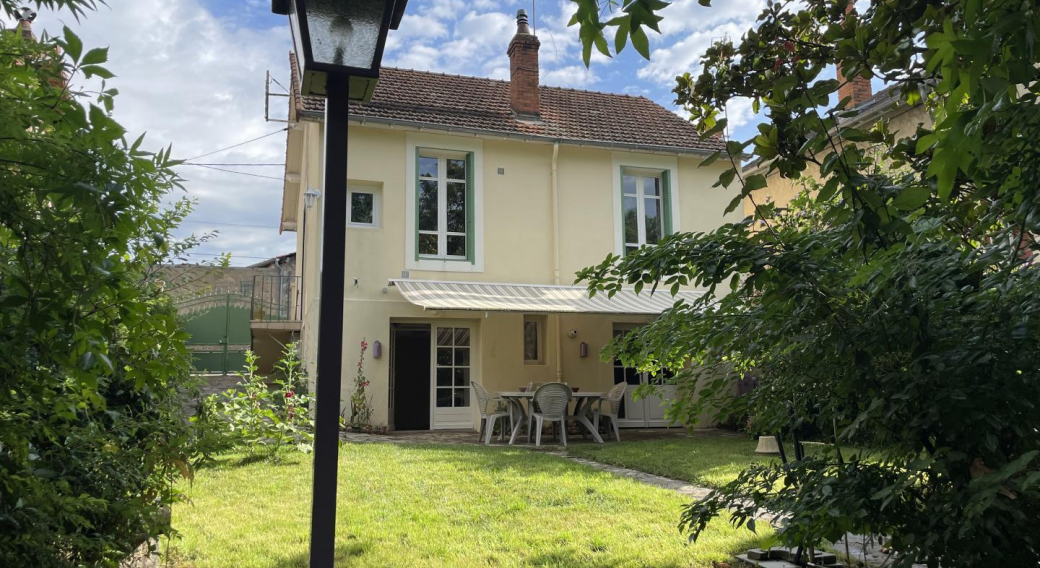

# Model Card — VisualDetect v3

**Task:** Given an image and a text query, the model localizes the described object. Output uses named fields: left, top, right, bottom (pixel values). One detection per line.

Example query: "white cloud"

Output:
left=658, top=0, right=766, bottom=36
left=541, top=65, right=598, bottom=88
left=637, top=21, right=751, bottom=85
left=389, top=13, right=449, bottom=49
left=24, top=0, right=295, bottom=265
left=725, top=96, right=758, bottom=130
left=385, top=9, right=514, bottom=75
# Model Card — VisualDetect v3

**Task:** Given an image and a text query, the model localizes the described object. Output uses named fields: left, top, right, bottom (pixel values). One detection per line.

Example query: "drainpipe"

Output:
left=551, top=143, right=563, bottom=383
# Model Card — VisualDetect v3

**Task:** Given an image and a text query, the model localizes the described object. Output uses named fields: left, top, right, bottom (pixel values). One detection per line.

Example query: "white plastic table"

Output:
left=496, top=391, right=605, bottom=444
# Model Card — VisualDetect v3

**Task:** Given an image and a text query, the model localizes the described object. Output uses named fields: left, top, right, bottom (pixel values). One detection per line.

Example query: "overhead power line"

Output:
left=189, top=164, right=284, bottom=181
left=184, top=162, right=285, bottom=167
left=181, top=220, right=280, bottom=229
left=183, top=252, right=272, bottom=260
left=183, top=128, right=289, bottom=162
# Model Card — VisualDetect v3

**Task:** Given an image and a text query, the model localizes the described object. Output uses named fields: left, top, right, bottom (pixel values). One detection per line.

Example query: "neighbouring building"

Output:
left=278, top=11, right=741, bottom=431
left=742, top=36, right=934, bottom=216
left=159, top=252, right=299, bottom=375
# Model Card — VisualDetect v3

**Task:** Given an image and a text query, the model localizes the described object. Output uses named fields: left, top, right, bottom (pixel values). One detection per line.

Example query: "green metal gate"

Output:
left=176, top=293, right=252, bottom=375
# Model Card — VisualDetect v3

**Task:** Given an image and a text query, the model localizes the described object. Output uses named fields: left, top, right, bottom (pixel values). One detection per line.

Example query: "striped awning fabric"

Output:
left=389, top=279, right=703, bottom=315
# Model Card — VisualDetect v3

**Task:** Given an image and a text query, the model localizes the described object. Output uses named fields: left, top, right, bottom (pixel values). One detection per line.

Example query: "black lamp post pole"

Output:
left=309, top=74, right=350, bottom=568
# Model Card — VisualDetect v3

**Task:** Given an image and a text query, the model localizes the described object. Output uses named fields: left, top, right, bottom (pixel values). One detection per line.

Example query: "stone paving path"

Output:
left=546, top=451, right=715, bottom=500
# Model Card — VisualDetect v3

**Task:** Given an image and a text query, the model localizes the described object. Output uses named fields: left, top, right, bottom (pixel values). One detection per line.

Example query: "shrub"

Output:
left=348, top=339, right=374, bottom=431
left=193, top=343, right=314, bottom=460
left=0, top=8, right=199, bottom=565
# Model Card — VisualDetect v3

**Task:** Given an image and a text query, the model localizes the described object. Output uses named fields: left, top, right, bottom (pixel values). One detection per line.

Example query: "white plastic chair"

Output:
left=472, top=382, right=511, bottom=445
left=528, top=383, right=573, bottom=447
left=593, top=382, right=627, bottom=442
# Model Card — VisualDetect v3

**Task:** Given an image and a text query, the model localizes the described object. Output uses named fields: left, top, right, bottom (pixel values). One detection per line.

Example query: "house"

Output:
left=278, top=11, right=740, bottom=431
left=742, top=72, right=933, bottom=217
left=159, top=252, right=298, bottom=375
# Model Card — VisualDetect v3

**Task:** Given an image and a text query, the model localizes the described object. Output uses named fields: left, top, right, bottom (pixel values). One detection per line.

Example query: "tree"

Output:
left=572, top=0, right=1040, bottom=566
left=0, top=2, right=200, bottom=565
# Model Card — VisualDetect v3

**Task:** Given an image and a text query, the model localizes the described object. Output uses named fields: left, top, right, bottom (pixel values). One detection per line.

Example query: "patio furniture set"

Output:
left=472, top=382, right=627, bottom=447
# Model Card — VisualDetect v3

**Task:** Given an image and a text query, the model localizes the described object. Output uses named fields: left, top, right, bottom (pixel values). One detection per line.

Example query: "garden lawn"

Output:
left=167, top=443, right=771, bottom=568
left=565, top=434, right=766, bottom=489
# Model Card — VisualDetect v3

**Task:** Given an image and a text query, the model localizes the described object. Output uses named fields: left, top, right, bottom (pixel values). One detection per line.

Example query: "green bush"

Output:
left=192, top=343, right=314, bottom=462
left=573, top=0, right=1040, bottom=565
left=0, top=4, right=201, bottom=565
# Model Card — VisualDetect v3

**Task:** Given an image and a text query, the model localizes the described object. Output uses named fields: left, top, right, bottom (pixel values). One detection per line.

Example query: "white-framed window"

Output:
left=622, top=169, right=671, bottom=255
left=348, top=186, right=380, bottom=228
left=405, top=133, right=484, bottom=273
left=417, top=149, right=471, bottom=260
left=523, top=315, right=545, bottom=365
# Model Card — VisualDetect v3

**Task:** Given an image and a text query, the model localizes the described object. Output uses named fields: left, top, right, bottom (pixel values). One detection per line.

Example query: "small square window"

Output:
left=523, top=315, right=546, bottom=364
left=348, top=187, right=380, bottom=227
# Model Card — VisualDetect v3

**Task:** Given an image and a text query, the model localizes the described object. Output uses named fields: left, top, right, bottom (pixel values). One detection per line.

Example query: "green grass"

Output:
left=565, top=434, right=768, bottom=489
left=167, top=443, right=771, bottom=568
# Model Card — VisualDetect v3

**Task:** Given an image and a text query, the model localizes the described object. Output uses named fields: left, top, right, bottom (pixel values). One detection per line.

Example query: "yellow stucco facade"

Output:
left=285, top=121, right=741, bottom=431
left=742, top=103, right=933, bottom=218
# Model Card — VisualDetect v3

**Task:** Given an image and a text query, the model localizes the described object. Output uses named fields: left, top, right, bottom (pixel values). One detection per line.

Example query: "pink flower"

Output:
left=285, top=391, right=294, bottom=398
left=360, top=340, right=368, bottom=351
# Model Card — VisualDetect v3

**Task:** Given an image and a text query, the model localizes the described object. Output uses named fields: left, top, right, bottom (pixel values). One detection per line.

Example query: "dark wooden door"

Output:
left=391, top=324, right=431, bottom=431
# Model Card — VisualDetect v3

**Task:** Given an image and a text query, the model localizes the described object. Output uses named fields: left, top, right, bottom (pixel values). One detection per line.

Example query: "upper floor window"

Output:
left=348, top=186, right=380, bottom=228
left=621, top=168, right=672, bottom=255
left=417, top=150, right=473, bottom=261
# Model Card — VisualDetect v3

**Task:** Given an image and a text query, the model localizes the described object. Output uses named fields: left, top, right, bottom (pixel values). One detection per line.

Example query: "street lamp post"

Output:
left=270, top=2, right=407, bottom=567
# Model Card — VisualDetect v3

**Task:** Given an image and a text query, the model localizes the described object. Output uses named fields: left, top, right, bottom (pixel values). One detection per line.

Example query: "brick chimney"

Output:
left=835, top=3, right=871, bottom=107
left=508, top=9, right=540, bottom=117
left=16, top=7, right=37, bottom=41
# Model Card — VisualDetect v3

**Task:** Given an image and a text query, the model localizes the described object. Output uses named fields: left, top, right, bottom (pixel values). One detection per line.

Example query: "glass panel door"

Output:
left=612, top=324, right=676, bottom=428
left=612, top=326, right=647, bottom=427
left=432, top=326, right=473, bottom=429
left=643, top=368, right=676, bottom=427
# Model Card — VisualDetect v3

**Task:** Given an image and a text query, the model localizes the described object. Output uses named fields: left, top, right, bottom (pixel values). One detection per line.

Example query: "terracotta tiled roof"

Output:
left=290, top=55, right=722, bottom=154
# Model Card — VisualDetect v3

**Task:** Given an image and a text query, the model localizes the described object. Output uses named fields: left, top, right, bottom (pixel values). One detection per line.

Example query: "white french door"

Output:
left=612, top=325, right=676, bottom=428
left=431, top=325, right=474, bottom=429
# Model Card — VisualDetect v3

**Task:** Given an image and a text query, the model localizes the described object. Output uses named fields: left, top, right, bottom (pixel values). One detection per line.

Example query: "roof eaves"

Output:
left=349, top=115, right=723, bottom=156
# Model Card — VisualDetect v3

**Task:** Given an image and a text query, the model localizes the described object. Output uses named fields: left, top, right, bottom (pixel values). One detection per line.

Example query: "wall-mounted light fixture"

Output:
left=372, top=340, right=382, bottom=359
left=579, top=342, right=588, bottom=358
left=304, top=188, right=322, bottom=208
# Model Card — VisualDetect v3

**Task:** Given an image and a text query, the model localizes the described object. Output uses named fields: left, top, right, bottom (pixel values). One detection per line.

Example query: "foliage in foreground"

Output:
left=573, top=0, right=1040, bottom=566
left=0, top=5, right=200, bottom=566
left=192, top=343, right=314, bottom=463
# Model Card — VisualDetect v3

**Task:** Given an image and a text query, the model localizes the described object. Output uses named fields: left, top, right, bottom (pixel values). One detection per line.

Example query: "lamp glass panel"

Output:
left=307, top=0, right=384, bottom=70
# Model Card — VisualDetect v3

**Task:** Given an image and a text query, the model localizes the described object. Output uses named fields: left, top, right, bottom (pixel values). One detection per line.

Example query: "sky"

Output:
left=10, top=0, right=821, bottom=266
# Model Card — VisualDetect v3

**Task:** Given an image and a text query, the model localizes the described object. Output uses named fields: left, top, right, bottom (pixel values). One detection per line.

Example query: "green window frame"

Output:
left=620, top=167, right=673, bottom=256
left=414, top=148, right=475, bottom=263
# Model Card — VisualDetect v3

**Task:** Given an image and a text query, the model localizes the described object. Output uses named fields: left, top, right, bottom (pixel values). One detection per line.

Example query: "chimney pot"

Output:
left=516, top=9, right=531, bottom=34
left=16, top=7, right=37, bottom=41
left=508, top=9, right=540, bottom=116
left=16, top=7, right=37, bottom=22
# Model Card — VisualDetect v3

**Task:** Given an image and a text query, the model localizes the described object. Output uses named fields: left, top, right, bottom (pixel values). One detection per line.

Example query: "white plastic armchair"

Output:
left=471, top=382, right=511, bottom=445
left=528, top=383, right=573, bottom=447
left=593, top=382, right=627, bottom=442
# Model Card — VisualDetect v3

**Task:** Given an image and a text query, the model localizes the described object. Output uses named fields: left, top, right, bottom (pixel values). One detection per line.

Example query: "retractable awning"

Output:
left=389, top=279, right=703, bottom=315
